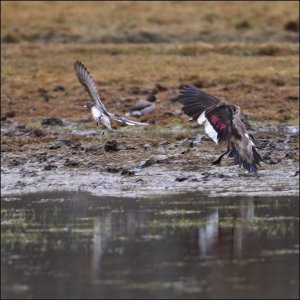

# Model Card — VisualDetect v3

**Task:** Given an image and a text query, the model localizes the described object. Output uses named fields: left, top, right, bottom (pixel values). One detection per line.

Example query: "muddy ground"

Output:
left=1, top=117, right=299, bottom=197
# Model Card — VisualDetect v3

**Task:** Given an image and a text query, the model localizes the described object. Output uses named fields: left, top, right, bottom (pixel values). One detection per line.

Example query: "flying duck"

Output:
left=179, top=85, right=263, bottom=173
left=74, top=61, right=149, bottom=130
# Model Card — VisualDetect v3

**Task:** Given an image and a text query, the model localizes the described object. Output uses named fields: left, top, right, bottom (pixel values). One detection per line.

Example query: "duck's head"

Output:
left=84, top=102, right=94, bottom=109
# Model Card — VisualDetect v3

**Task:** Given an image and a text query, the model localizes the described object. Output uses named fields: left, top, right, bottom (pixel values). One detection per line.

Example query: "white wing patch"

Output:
left=245, top=133, right=255, bottom=146
left=197, top=111, right=206, bottom=125
left=197, top=111, right=218, bottom=144
left=205, top=120, right=218, bottom=144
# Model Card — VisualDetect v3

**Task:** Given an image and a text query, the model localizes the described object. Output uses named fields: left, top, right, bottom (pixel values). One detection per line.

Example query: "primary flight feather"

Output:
left=74, top=61, right=149, bottom=130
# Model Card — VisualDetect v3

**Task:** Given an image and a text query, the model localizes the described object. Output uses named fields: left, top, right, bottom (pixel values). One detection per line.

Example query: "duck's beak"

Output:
left=83, top=105, right=87, bottom=108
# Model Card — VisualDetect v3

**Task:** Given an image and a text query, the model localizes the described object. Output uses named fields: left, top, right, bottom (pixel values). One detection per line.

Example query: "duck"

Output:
left=179, top=85, right=263, bottom=173
left=73, top=61, right=149, bottom=131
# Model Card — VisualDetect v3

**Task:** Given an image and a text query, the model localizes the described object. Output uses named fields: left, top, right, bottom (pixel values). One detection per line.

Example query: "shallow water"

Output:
left=1, top=192, right=299, bottom=299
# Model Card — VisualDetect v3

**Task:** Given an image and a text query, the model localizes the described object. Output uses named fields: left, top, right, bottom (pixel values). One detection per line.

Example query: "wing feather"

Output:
left=179, top=85, right=222, bottom=119
left=74, top=61, right=108, bottom=114
left=108, top=113, right=149, bottom=126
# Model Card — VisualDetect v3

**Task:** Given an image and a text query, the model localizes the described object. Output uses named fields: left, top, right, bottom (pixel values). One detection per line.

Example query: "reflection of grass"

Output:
left=159, top=209, right=200, bottom=216
left=249, top=217, right=299, bottom=236
left=260, top=249, right=299, bottom=256
left=141, top=214, right=299, bottom=238
left=145, top=218, right=206, bottom=229
left=1, top=212, right=95, bottom=251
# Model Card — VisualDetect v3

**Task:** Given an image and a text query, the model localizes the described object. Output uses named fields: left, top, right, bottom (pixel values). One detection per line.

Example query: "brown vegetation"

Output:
left=1, top=42, right=299, bottom=126
left=2, top=1, right=299, bottom=43
left=1, top=1, right=299, bottom=150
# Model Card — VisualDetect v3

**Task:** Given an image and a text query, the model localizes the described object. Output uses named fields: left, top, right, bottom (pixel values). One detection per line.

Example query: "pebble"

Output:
left=104, top=140, right=121, bottom=152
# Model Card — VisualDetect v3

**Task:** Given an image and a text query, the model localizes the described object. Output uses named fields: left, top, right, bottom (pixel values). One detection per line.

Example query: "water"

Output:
left=1, top=192, right=299, bottom=299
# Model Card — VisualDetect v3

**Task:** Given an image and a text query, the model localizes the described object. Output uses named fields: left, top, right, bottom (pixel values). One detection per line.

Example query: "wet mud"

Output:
left=1, top=120, right=299, bottom=197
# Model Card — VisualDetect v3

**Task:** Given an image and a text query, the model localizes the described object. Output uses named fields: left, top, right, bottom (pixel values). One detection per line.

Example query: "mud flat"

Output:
left=1, top=121, right=299, bottom=198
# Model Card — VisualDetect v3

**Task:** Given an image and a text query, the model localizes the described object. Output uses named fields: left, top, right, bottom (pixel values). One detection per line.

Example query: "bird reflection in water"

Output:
left=85, top=198, right=256, bottom=281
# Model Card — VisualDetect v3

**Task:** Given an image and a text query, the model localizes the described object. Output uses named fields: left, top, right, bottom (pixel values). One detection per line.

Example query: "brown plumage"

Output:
left=179, top=85, right=263, bottom=173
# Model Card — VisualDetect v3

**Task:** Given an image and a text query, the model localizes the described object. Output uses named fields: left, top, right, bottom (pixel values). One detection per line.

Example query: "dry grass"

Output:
left=1, top=42, right=299, bottom=124
left=2, top=1, right=299, bottom=43
left=1, top=1, right=299, bottom=126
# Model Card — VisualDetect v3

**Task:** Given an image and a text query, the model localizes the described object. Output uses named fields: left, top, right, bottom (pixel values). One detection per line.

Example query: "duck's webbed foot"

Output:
left=95, top=120, right=106, bottom=135
left=212, top=149, right=230, bottom=165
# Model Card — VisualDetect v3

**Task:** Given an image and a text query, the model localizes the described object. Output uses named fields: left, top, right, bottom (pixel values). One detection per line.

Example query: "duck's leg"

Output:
left=212, top=148, right=230, bottom=165
left=95, top=120, right=105, bottom=136
left=101, top=127, right=112, bottom=136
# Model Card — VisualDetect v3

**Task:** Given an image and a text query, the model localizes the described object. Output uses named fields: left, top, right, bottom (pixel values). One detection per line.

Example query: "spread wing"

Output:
left=179, top=85, right=222, bottom=119
left=180, top=85, right=231, bottom=144
left=108, top=113, right=149, bottom=126
left=205, top=105, right=233, bottom=144
left=73, top=61, right=108, bottom=114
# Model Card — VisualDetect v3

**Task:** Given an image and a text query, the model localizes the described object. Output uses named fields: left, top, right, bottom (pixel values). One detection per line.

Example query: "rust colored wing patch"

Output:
left=206, top=106, right=232, bottom=143
left=209, top=113, right=227, bottom=131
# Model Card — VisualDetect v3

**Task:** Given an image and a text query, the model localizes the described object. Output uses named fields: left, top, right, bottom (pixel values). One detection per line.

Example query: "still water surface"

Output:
left=1, top=192, right=299, bottom=299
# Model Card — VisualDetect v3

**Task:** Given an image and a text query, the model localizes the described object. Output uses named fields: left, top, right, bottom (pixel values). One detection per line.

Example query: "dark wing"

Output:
left=108, top=113, right=149, bottom=126
left=205, top=105, right=233, bottom=144
left=179, top=85, right=222, bottom=120
left=73, top=61, right=108, bottom=114
left=229, top=116, right=263, bottom=173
